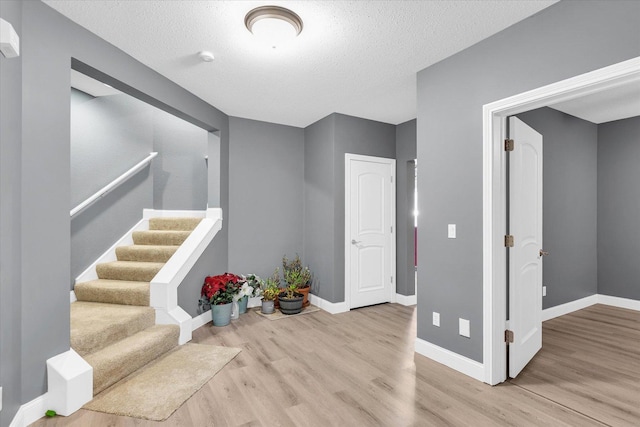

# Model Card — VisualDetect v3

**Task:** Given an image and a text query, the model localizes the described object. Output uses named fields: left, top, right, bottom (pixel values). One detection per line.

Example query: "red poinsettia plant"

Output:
left=201, top=273, right=241, bottom=305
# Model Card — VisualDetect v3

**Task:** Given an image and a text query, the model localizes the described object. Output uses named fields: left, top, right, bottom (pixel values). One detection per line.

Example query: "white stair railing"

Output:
left=70, top=152, right=158, bottom=218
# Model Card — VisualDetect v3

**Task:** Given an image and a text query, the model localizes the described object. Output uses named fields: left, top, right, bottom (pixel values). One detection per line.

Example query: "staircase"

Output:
left=71, top=217, right=201, bottom=395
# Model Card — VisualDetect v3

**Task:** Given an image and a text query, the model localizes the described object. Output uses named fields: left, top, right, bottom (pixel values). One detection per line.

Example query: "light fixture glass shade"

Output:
left=245, top=6, right=303, bottom=49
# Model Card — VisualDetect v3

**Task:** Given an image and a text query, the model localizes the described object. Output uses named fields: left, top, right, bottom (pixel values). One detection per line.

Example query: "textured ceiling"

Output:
left=44, top=0, right=557, bottom=127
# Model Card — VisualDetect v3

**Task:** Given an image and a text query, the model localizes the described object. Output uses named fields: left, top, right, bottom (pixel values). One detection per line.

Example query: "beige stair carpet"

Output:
left=84, top=343, right=241, bottom=421
left=72, top=216, right=204, bottom=399
left=71, top=302, right=155, bottom=357
left=74, top=279, right=150, bottom=306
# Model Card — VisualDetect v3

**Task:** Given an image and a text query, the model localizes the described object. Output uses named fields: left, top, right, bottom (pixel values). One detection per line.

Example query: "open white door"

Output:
left=508, top=117, right=544, bottom=378
left=346, top=154, right=395, bottom=309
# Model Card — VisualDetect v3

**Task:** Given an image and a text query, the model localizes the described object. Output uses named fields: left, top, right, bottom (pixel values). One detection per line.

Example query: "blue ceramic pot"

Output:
left=211, top=302, right=232, bottom=326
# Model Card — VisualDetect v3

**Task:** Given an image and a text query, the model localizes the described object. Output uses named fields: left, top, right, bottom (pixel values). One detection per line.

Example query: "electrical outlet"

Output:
left=542, top=286, right=547, bottom=297
left=448, top=224, right=456, bottom=239
left=459, top=318, right=470, bottom=338
left=433, top=312, right=440, bottom=327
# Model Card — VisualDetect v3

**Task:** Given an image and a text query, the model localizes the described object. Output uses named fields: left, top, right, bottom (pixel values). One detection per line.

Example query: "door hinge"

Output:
left=505, top=139, right=514, bottom=151
left=504, top=235, right=514, bottom=247
left=390, top=226, right=393, bottom=233
left=390, top=176, right=393, bottom=183
left=505, top=329, right=514, bottom=343
left=391, top=276, right=393, bottom=284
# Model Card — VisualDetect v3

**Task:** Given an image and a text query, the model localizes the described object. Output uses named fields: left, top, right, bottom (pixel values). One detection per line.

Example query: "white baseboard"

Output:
left=191, top=310, right=211, bottom=331
left=308, top=294, right=349, bottom=314
left=542, top=294, right=599, bottom=321
left=597, top=294, right=640, bottom=311
left=395, top=293, right=417, bottom=306
left=542, top=294, right=640, bottom=322
left=70, top=290, right=76, bottom=303
left=9, top=393, right=48, bottom=427
left=414, top=338, right=485, bottom=382
left=143, top=209, right=206, bottom=219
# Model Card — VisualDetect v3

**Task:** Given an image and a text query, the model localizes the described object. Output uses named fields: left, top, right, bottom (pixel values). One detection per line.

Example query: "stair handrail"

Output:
left=70, top=152, right=158, bottom=218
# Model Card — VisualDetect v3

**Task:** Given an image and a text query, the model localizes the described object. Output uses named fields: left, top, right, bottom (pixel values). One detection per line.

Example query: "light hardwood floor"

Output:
left=31, top=303, right=638, bottom=426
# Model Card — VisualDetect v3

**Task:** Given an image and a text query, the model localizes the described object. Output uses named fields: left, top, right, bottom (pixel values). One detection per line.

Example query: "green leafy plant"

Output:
left=261, top=268, right=281, bottom=301
left=280, top=284, right=302, bottom=300
left=45, top=410, right=57, bottom=418
left=200, top=273, right=241, bottom=306
left=282, top=254, right=312, bottom=289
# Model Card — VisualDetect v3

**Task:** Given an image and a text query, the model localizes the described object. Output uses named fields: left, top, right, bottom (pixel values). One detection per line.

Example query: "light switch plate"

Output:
left=542, top=286, right=547, bottom=297
left=459, top=318, right=470, bottom=338
left=448, top=224, right=456, bottom=239
left=432, top=312, right=440, bottom=327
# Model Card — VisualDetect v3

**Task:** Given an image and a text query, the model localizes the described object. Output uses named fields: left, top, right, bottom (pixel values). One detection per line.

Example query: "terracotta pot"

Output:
left=296, top=286, right=311, bottom=307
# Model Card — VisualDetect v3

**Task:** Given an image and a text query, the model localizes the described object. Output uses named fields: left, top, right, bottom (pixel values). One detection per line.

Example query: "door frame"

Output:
left=345, top=153, right=396, bottom=310
left=482, top=56, right=640, bottom=385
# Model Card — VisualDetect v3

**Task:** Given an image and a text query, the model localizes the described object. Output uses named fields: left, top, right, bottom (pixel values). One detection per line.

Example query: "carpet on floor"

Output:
left=254, top=304, right=320, bottom=320
left=84, top=343, right=240, bottom=421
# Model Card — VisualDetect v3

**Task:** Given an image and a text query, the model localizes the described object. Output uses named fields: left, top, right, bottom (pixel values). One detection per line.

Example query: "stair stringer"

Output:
left=149, top=208, right=223, bottom=344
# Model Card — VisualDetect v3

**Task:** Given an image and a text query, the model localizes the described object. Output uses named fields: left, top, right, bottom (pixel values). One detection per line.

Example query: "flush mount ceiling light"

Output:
left=244, top=5, right=303, bottom=48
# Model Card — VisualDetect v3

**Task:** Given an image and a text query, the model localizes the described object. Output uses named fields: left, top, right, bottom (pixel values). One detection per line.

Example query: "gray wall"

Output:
left=152, top=109, right=208, bottom=211
left=416, top=0, right=640, bottom=362
left=70, top=90, right=153, bottom=284
left=396, top=119, right=417, bottom=297
left=0, top=2, right=229, bottom=423
left=0, top=2, right=23, bottom=425
left=598, top=116, right=640, bottom=301
left=303, top=113, right=396, bottom=303
left=304, top=115, right=336, bottom=300
left=228, top=117, right=305, bottom=278
left=518, top=108, right=599, bottom=309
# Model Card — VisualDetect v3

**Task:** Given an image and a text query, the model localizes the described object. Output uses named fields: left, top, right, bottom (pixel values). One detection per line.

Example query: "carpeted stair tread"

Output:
left=149, top=217, right=202, bottom=231
left=116, top=245, right=179, bottom=263
left=96, top=261, right=165, bottom=282
left=85, top=324, right=180, bottom=395
left=132, top=230, right=191, bottom=246
left=71, top=302, right=155, bottom=357
left=74, top=279, right=150, bottom=306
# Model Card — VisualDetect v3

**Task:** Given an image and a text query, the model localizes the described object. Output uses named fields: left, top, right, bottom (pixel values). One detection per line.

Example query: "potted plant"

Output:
left=235, top=279, right=254, bottom=315
left=278, top=284, right=304, bottom=315
left=243, top=273, right=264, bottom=312
left=200, top=273, right=241, bottom=326
left=282, top=254, right=313, bottom=307
left=260, top=269, right=280, bottom=314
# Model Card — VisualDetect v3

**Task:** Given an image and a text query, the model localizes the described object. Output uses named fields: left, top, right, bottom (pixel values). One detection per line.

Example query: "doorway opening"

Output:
left=482, top=57, right=640, bottom=385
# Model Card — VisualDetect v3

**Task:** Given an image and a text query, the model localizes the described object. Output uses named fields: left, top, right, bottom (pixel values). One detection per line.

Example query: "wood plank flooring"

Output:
left=31, top=303, right=639, bottom=426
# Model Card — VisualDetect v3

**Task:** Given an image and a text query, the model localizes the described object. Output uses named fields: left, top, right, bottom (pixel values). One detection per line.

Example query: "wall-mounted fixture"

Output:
left=198, top=50, right=215, bottom=62
left=244, top=5, right=303, bottom=49
left=0, top=17, right=20, bottom=58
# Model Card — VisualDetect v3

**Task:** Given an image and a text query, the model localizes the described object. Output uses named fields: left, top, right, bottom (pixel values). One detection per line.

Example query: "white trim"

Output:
left=46, top=349, right=93, bottom=416
left=597, top=294, right=640, bottom=311
left=191, top=310, right=211, bottom=331
left=70, top=152, right=157, bottom=218
left=542, top=295, right=599, bottom=321
left=70, top=290, right=77, bottom=303
left=151, top=208, right=222, bottom=344
left=9, top=393, right=48, bottom=427
left=542, top=294, right=640, bottom=321
left=344, top=153, right=396, bottom=311
left=395, top=293, right=417, bottom=306
left=482, top=57, right=640, bottom=386
left=142, top=208, right=207, bottom=219
left=308, top=293, right=349, bottom=314
left=414, top=338, right=485, bottom=382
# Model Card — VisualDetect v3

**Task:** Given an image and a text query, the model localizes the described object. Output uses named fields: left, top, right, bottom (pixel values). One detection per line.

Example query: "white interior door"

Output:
left=346, top=154, right=395, bottom=309
left=508, top=117, right=544, bottom=378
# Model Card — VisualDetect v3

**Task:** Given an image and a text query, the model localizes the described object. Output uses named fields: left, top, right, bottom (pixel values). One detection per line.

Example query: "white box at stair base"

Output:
left=46, top=349, right=92, bottom=416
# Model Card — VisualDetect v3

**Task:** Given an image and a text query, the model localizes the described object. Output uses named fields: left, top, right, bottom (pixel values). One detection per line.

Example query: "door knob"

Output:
left=539, top=249, right=549, bottom=257
left=351, top=239, right=361, bottom=245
